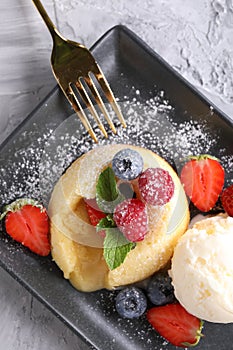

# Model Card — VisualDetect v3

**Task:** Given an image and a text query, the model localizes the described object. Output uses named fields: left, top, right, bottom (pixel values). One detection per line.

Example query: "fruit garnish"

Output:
left=112, top=148, right=143, bottom=180
left=85, top=198, right=106, bottom=226
left=115, top=287, right=147, bottom=319
left=94, top=167, right=136, bottom=270
left=147, top=303, right=204, bottom=348
left=138, top=168, right=175, bottom=206
left=147, top=271, right=176, bottom=306
left=113, top=198, right=148, bottom=242
left=221, top=184, right=233, bottom=216
left=0, top=198, right=50, bottom=256
left=180, top=155, right=224, bottom=212
left=96, top=166, right=124, bottom=213
left=103, top=227, right=135, bottom=270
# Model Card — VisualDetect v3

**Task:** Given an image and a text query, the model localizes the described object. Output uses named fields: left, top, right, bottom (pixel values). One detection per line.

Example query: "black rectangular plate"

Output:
left=0, top=25, right=233, bottom=350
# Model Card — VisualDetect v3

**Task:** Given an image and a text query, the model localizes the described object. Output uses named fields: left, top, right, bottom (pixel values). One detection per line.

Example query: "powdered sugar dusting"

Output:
left=0, top=130, right=53, bottom=205
left=0, top=88, right=232, bottom=210
left=0, top=86, right=232, bottom=350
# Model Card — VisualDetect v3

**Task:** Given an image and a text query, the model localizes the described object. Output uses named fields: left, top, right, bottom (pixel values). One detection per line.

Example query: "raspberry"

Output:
left=113, top=198, right=148, bottom=242
left=221, top=184, right=233, bottom=217
left=138, top=168, right=174, bottom=206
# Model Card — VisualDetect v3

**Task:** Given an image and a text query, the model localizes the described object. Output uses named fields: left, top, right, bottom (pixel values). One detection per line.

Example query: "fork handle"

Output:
left=32, top=0, right=63, bottom=41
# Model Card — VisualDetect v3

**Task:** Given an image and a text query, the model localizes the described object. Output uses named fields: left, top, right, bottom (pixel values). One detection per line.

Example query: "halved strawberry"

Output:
left=0, top=198, right=50, bottom=256
left=147, top=303, right=204, bottom=348
left=180, top=155, right=224, bottom=212
left=221, top=184, right=233, bottom=216
left=84, top=198, right=106, bottom=226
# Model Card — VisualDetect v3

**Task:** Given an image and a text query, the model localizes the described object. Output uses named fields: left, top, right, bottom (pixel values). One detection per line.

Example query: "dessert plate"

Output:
left=0, top=25, right=232, bottom=350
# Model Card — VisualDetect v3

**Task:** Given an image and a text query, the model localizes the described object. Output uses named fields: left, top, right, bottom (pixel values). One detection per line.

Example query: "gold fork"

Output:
left=32, top=0, right=126, bottom=142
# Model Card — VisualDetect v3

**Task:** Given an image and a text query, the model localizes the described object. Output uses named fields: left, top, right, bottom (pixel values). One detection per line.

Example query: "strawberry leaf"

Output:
left=0, top=198, right=44, bottom=221
left=104, top=228, right=135, bottom=270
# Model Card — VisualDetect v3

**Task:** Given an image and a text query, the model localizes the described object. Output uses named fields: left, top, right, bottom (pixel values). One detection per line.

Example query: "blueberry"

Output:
left=112, top=149, right=143, bottom=180
left=115, top=287, right=147, bottom=319
left=147, top=271, right=176, bottom=306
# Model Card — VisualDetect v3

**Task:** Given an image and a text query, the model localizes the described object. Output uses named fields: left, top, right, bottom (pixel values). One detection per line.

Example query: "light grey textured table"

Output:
left=0, top=0, right=232, bottom=349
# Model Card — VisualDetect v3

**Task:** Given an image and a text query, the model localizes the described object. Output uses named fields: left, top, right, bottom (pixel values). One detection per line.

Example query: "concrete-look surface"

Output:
left=0, top=0, right=232, bottom=349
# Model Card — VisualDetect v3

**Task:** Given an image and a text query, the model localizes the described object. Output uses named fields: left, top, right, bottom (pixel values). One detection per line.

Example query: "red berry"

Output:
left=85, top=198, right=106, bottom=226
left=221, top=184, right=233, bottom=216
left=113, top=198, right=148, bottom=242
left=147, top=303, right=203, bottom=348
left=180, top=155, right=224, bottom=212
left=138, top=168, right=174, bottom=206
left=1, top=199, right=50, bottom=256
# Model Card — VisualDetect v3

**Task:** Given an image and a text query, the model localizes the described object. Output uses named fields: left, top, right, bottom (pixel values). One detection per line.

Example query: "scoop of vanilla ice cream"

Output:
left=170, top=214, right=233, bottom=323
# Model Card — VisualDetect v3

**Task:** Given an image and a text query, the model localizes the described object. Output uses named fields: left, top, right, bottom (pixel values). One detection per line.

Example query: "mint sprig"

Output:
left=96, top=167, right=124, bottom=213
left=95, top=166, right=136, bottom=270
left=97, top=214, right=136, bottom=270
left=96, top=214, right=115, bottom=232
left=103, top=228, right=136, bottom=270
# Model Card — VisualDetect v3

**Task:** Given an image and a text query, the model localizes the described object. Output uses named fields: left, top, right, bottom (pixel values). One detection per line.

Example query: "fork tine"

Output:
left=94, top=66, right=127, bottom=128
left=75, top=79, right=108, bottom=138
left=67, top=85, right=98, bottom=143
left=33, top=0, right=127, bottom=141
left=85, top=74, right=117, bottom=134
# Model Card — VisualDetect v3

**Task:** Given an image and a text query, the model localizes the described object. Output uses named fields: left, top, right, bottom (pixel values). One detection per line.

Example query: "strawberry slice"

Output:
left=180, top=155, right=224, bottom=212
left=85, top=198, right=106, bottom=226
left=0, top=198, right=50, bottom=256
left=147, top=303, right=204, bottom=348
left=221, top=184, right=233, bottom=216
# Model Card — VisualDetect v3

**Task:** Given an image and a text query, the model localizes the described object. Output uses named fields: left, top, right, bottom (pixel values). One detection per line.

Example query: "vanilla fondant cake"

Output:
left=48, top=144, right=189, bottom=292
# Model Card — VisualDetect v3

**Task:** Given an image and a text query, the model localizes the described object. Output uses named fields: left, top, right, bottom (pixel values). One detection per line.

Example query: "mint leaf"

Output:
left=104, top=228, right=136, bottom=270
left=97, top=167, right=118, bottom=201
left=96, top=167, right=124, bottom=213
left=96, top=214, right=115, bottom=232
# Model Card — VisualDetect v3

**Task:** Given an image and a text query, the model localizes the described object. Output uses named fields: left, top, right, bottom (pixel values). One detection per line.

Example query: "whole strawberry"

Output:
left=221, top=184, right=233, bottom=216
left=147, top=303, right=204, bottom=348
left=0, top=198, right=50, bottom=256
left=180, top=155, right=224, bottom=212
left=113, top=198, right=148, bottom=242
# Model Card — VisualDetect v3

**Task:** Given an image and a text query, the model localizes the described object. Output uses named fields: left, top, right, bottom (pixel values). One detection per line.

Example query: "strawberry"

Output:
left=0, top=198, right=50, bottom=256
left=180, top=155, right=224, bottom=212
left=147, top=303, right=204, bottom=348
left=221, top=184, right=233, bottom=216
left=85, top=198, right=106, bottom=226
left=113, top=198, right=148, bottom=242
left=138, top=168, right=175, bottom=206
